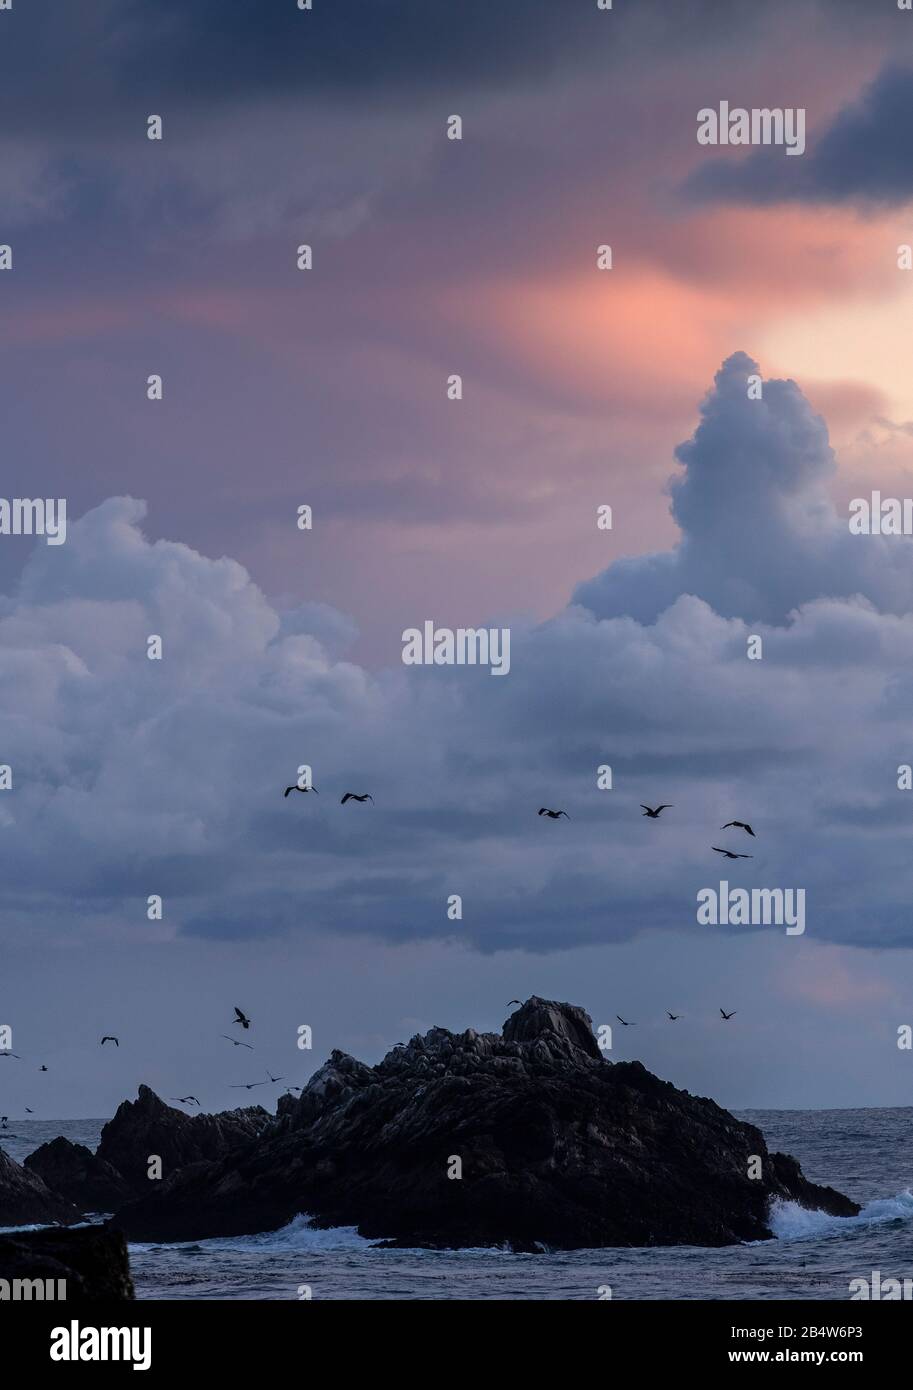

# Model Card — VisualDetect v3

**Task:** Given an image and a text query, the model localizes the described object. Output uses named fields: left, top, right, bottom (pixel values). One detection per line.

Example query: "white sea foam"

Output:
left=185, top=1213, right=378, bottom=1253
left=768, top=1189, right=913, bottom=1241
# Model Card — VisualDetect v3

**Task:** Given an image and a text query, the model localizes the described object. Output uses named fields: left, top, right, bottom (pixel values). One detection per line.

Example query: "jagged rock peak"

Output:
left=501, top=996, right=603, bottom=1060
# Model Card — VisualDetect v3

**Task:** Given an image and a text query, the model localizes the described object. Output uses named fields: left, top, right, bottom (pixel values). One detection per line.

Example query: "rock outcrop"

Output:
left=0, top=1149, right=79, bottom=1227
left=111, top=997, right=859, bottom=1248
left=25, top=1138, right=132, bottom=1212
left=0, top=1225, right=133, bottom=1299
left=95, top=1086, right=271, bottom=1193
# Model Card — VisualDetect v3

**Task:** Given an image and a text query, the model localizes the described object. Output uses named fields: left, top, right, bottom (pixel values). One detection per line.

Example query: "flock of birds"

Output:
left=506, top=1001, right=737, bottom=1027
left=538, top=802, right=756, bottom=860
left=0, top=1007, right=304, bottom=1124
left=287, top=785, right=757, bottom=866
left=1, top=796, right=755, bottom=1125
left=525, top=804, right=753, bottom=1028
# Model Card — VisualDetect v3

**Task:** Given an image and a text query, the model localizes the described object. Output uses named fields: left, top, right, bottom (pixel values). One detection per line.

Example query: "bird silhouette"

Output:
left=39, top=1065, right=48, bottom=1072
left=712, top=847, right=753, bottom=860
left=641, top=805, right=673, bottom=818
left=616, top=1015, right=635, bottom=1026
left=341, top=792, right=374, bottom=804
left=721, top=821, right=755, bottom=836
left=667, top=1011, right=681, bottom=1021
left=284, top=1085, right=303, bottom=1095
left=24, top=1107, right=33, bottom=1114
left=221, top=1034, right=253, bottom=1050
left=284, top=784, right=318, bottom=796
left=100, top=1036, right=119, bottom=1047
left=720, top=1009, right=737, bottom=1020
left=507, top=999, right=522, bottom=1007
left=265, top=1070, right=285, bottom=1083
left=171, top=1096, right=200, bottom=1106
left=232, top=1008, right=251, bottom=1030
left=229, top=1079, right=268, bottom=1090
left=0, top=1052, right=22, bottom=1059
left=538, top=808, right=569, bottom=819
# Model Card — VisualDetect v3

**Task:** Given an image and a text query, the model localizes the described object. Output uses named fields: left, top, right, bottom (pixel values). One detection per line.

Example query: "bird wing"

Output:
left=284, top=787, right=293, bottom=797
left=366, top=794, right=374, bottom=802
left=657, top=805, right=673, bottom=811
left=640, top=805, right=653, bottom=813
left=341, top=793, right=352, bottom=803
left=711, top=847, right=725, bottom=854
left=234, top=1008, right=246, bottom=1021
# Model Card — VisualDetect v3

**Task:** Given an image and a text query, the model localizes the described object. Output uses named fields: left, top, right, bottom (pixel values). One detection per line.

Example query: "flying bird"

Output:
left=284, top=1086, right=303, bottom=1095
left=265, top=1070, right=285, bottom=1083
left=284, top=785, right=317, bottom=796
left=0, top=1052, right=21, bottom=1059
left=615, top=1016, right=635, bottom=1026
left=24, top=1107, right=34, bottom=1114
left=171, top=1096, right=200, bottom=1106
left=507, top=1000, right=522, bottom=1007
left=229, top=1080, right=268, bottom=1090
left=720, top=1009, right=737, bottom=1020
left=100, top=1036, right=119, bottom=1047
left=341, top=792, right=374, bottom=804
left=712, top=847, right=753, bottom=860
left=39, top=1065, right=48, bottom=1072
left=721, top=821, right=755, bottom=836
left=221, top=1034, right=254, bottom=1050
left=538, top=808, right=569, bottom=819
left=232, top=1008, right=252, bottom=1030
left=641, top=805, right=673, bottom=818
left=666, top=1012, right=681, bottom=1021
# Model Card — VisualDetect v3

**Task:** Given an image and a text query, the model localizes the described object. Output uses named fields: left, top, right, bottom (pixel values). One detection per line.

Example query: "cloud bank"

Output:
left=3, top=356, right=913, bottom=955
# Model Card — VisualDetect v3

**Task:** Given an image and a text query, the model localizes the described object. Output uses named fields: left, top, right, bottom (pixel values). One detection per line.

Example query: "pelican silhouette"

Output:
left=538, top=808, right=569, bottom=819
left=721, top=821, right=754, bottom=836
left=341, top=792, right=374, bottom=804
left=712, top=847, right=753, bottom=860
left=720, top=1009, right=737, bottom=1020
left=641, top=805, right=673, bottom=818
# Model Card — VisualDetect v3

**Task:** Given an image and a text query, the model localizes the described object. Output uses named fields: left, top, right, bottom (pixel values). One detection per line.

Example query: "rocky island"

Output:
left=0, top=998, right=859, bottom=1252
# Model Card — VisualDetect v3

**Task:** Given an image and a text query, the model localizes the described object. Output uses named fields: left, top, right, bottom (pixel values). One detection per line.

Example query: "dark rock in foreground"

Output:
left=25, top=1138, right=132, bottom=1212
left=96, top=1086, right=271, bottom=1193
left=0, top=1149, right=79, bottom=1228
left=0, top=1225, right=133, bottom=1299
left=113, top=997, right=859, bottom=1248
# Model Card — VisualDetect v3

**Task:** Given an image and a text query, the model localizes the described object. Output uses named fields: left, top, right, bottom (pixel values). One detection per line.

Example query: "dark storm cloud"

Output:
left=684, top=64, right=913, bottom=207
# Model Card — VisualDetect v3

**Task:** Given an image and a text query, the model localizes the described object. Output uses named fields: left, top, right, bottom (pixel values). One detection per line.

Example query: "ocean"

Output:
left=2, top=1107, right=911, bottom=1300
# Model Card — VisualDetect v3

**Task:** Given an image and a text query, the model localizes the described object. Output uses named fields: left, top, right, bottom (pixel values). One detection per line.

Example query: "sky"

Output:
left=3, top=0, right=913, bottom=1117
